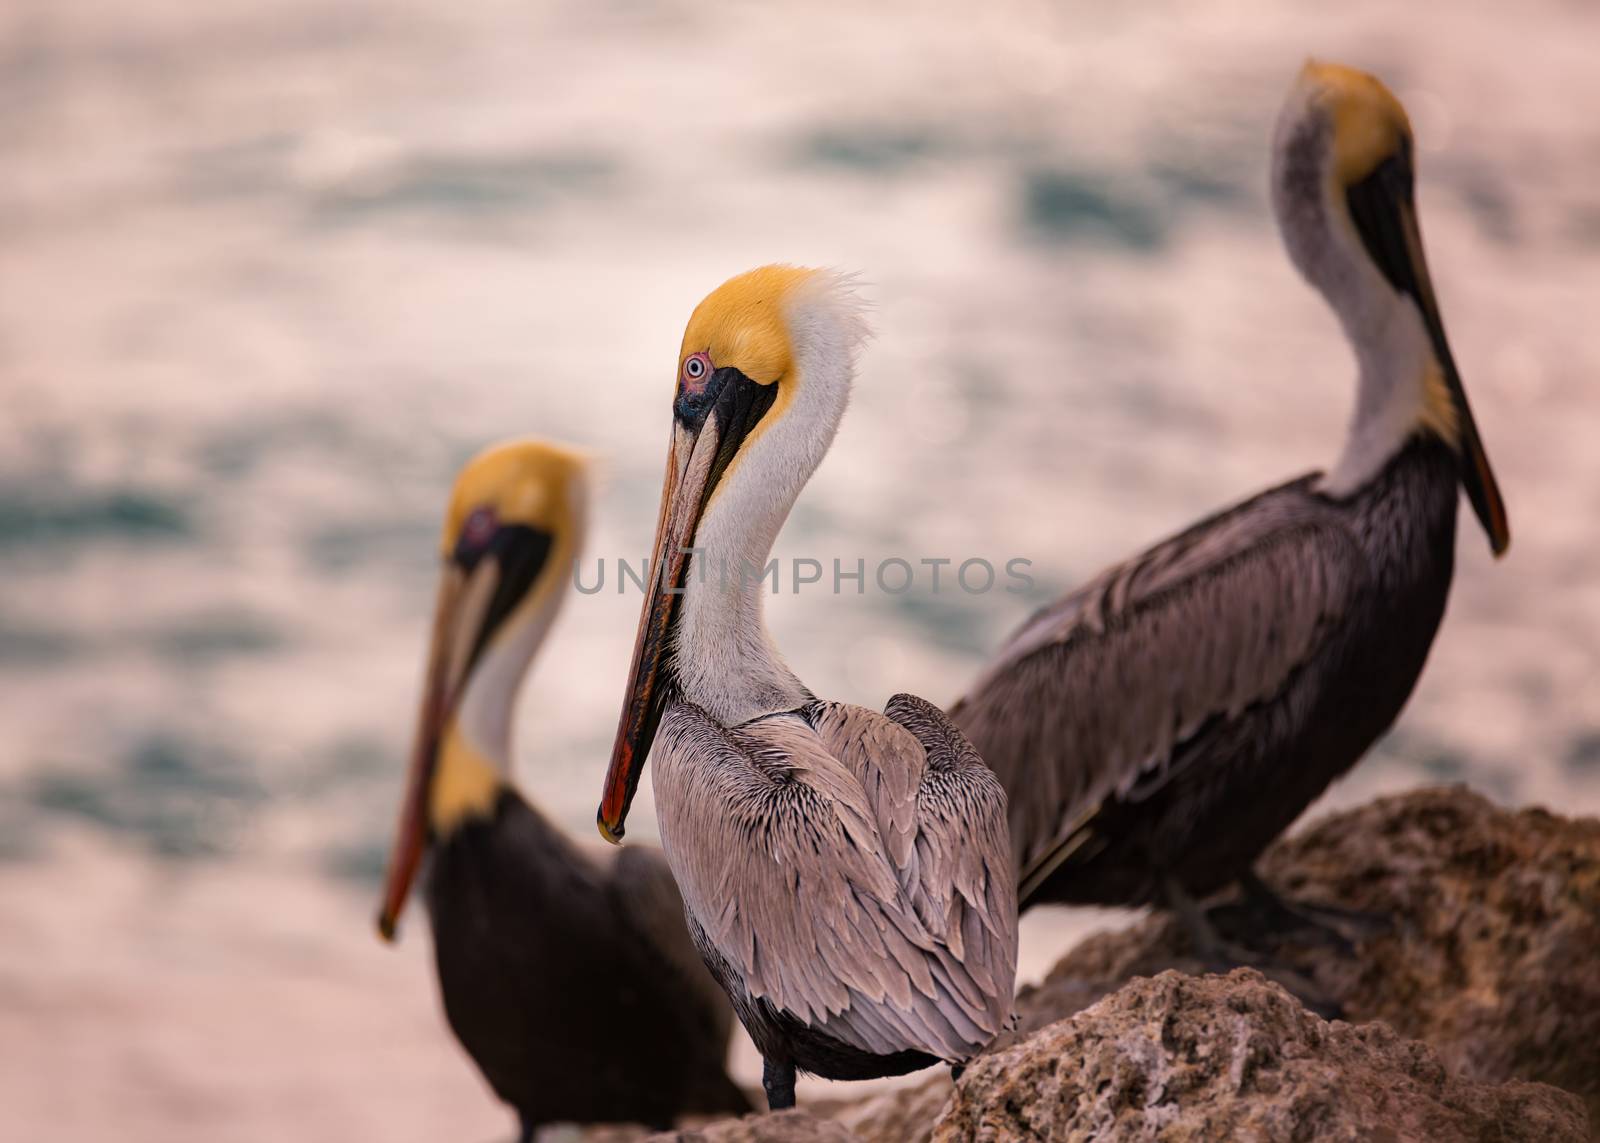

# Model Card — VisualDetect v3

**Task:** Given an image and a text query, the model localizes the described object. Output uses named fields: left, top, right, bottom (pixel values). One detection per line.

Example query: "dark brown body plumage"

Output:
left=425, top=789, right=750, bottom=1138
left=951, top=435, right=1459, bottom=907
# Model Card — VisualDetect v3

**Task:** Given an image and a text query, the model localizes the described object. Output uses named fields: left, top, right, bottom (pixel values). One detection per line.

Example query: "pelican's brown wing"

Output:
left=606, top=844, right=737, bottom=1050
left=810, top=695, right=1017, bottom=1006
left=950, top=476, right=1367, bottom=884
left=604, top=844, right=750, bottom=1114
left=652, top=697, right=1017, bottom=1064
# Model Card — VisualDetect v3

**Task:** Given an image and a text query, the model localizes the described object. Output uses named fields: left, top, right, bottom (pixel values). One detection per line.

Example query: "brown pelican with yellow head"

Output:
left=598, top=266, right=1018, bottom=1111
left=951, top=63, right=1510, bottom=953
left=376, top=440, right=749, bottom=1139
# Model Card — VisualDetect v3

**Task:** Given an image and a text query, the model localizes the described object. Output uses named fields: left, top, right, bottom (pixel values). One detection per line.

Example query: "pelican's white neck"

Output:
left=428, top=594, right=555, bottom=831
left=1318, top=289, right=1447, bottom=496
left=671, top=524, right=811, bottom=729
left=669, top=273, right=867, bottom=727
left=1271, top=111, right=1450, bottom=497
left=427, top=532, right=578, bottom=832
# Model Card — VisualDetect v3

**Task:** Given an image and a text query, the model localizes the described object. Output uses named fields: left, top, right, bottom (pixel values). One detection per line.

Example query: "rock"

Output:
left=639, top=1084, right=957, bottom=1143
left=582, top=1127, right=654, bottom=1143
left=935, top=968, right=1589, bottom=1142
left=605, top=789, right=1598, bottom=1141
left=1262, top=786, right=1600, bottom=1115
left=645, top=1109, right=858, bottom=1142
left=1013, top=787, right=1600, bottom=1120
left=835, top=1076, right=952, bottom=1143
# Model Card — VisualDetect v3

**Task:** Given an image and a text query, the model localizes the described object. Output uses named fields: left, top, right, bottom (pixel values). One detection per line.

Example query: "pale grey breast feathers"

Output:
left=653, top=694, right=1017, bottom=1062
left=952, top=479, right=1367, bottom=872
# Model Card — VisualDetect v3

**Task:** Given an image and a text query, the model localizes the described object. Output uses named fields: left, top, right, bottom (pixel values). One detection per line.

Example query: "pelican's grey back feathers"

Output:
left=652, top=693, right=1016, bottom=1066
left=953, top=471, right=1366, bottom=877
left=953, top=439, right=1460, bottom=908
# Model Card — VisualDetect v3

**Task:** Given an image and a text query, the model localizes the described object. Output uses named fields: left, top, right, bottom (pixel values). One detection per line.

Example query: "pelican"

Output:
left=597, top=266, right=1018, bottom=1111
left=375, top=440, right=749, bottom=1139
left=950, top=62, right=1510, bottom=953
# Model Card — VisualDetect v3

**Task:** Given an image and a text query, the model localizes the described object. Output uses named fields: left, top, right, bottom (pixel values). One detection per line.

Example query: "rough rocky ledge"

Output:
left=936, top=968, right=1586, bottom=1141
left=1014, top=787, right=1600, bottom=1118
left=626, top=787, right=1599, bottom=1141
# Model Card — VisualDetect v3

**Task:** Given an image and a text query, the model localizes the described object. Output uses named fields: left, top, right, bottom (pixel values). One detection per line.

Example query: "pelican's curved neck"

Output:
left=671, top=480, right=812, bottom=728
left=428, top=728, right=502, bottom=834
left=429, top=567, right=567, bottom=830
left=427, top=651, right=527, bottom=834
left=1318, top=285, right=1445, bottom=497
left=665, top=273, right=863, bottom=727
left=1272, top=111, right=1453, bottom=497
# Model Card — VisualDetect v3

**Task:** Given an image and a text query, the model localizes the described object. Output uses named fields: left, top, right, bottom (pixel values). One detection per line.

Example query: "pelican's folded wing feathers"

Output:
left=653, top=699, right=1017, bottom=1063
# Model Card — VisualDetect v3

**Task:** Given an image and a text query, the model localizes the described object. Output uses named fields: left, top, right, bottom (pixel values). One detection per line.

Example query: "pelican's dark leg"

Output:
left=1234, top=870, right=1392, bottom=950
left=1163, top=876, right=1259, bottom=968
left=517, top=1112, right=537, bottom=1143
left=762, top=1058, right=797, bottom=1111
left=1164, top=876, right=1344, bottom=1020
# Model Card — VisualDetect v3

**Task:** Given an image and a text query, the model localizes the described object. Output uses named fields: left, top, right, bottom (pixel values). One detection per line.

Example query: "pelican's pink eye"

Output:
left=681, top=352, right=713, bottom=394
left=462, top=507, right=498, bottom=550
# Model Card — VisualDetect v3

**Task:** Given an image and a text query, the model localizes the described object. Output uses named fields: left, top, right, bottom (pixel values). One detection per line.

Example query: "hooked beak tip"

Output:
left=596, top=812, right=625, bottom=846
left=376, top=911, right=399, bottom=943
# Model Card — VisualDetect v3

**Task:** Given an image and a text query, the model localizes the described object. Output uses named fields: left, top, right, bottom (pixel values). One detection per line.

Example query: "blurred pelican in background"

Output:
left=376, top=440, right=749, bottom=1139
left=951, top=62, right=1510, bottom=959
left=598, top=267, right=1018, bottom=1111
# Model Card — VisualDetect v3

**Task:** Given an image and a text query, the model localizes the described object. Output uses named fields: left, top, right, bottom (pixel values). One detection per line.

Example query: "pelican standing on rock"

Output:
left=950, top=63, right=1510, bottom=954
left=375, top=440, right=749, bottom=1139
left=597, top=266, right=1018, bottom=1111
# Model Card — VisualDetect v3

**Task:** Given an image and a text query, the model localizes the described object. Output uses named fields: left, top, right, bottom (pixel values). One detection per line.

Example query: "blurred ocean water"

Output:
left=2, top=0, right=1598, bottom=1137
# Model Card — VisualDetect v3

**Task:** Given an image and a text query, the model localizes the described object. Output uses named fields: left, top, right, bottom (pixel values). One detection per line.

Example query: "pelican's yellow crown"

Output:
left=441, top=439, right=588, bottom=557
left=1298, top=60, right=1414, bottom=185
left=677, top=265, right=822, bottom=386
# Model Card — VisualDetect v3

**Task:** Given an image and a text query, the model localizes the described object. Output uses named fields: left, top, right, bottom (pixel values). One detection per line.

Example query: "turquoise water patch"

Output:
left=144, top=610, right=286, bottom=665
left=323, top=836, right=390, bottom=887
left=309, top=738, right=399, bottom=886
left=0, top=614, right=85, bottom=667
left=792, top=124, right=954, bottom=174
left=1438, top=160, right=1518, bottom=245
left=1147, top=158, right=1254, bottom=211
left=0, top=487, right=193, bottom=550
left=0, top=806, right=39, bottom=861
left=302, top=516, right=438, bottom=575
left=27, top=734, right=265, bottom=859
left=888, top=591, right=1004, bottom=657
left=1371, top=727, right=1519, bottom=803
left=176, top=133, right=299, bottom=201
left=294, top=735, right=395, bottom=800
left=307, top=149, right=618, bottom=223
left=193, top=411, right=357, bottom=481
left=1565, top=730, right=1600, bottom=772
left=1418, top=749, right=1469, bottom=782
left=0, top=611, right=284, bottom=671
left=1019, top=167, right=1167, bottom=252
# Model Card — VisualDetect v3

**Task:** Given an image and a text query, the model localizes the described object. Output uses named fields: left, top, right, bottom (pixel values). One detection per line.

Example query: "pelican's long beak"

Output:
left=597, top=420, right=723, bottom=842
left=377, top=566, right=471, bottom=941
left=1346, top=147, right=1510, bottom=556
left=376, top=524, right=554, bottom=939
left=599, top=366, right=774, bottom=842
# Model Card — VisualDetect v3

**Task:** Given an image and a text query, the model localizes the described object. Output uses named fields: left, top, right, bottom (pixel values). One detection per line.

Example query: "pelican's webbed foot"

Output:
left=1163, top=876, right=1345, bottom=1020
left=762, top=1058, right=797, bottom=1111
left=1229, top=870, right=1394, bottom=952
left=1164, top=876, right=1263, bottom=968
